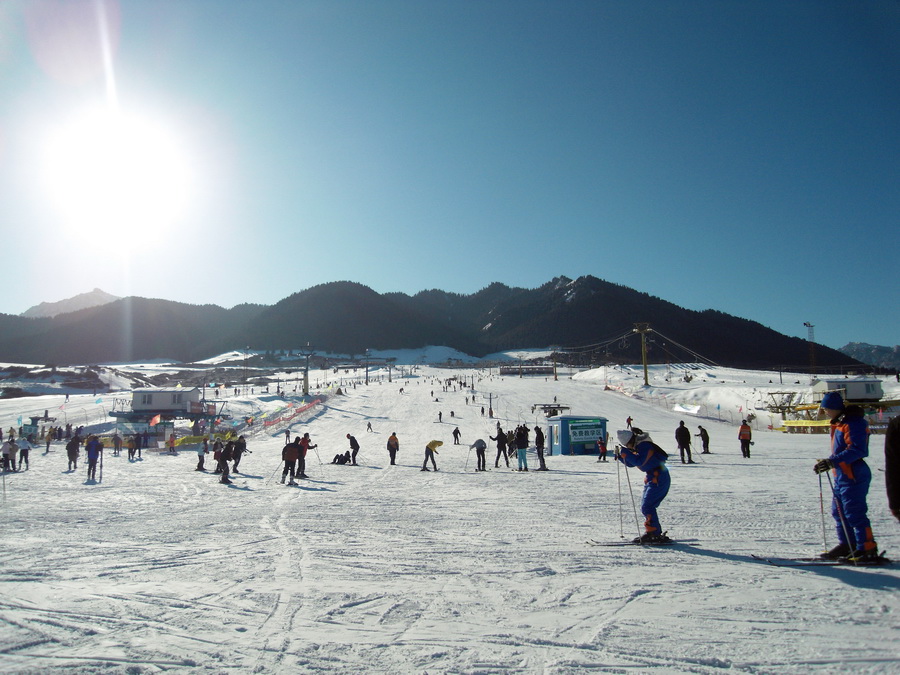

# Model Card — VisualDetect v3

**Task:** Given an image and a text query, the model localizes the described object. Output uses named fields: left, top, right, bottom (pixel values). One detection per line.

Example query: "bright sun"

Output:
left=42, top=106, right=191, bottom=250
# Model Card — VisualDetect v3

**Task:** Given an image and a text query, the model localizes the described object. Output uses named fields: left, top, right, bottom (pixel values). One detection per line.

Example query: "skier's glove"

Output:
left=813, top=458, right=833, bottom=474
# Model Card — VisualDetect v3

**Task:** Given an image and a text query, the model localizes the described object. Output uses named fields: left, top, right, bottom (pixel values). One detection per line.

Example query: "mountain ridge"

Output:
left=0, top=276, right=874, bottom=370
left=21, top=288, right=120, bottom=318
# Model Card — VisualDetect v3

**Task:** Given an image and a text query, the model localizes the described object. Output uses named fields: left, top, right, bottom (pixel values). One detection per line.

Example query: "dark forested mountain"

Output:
left=0, top=276, right=862, bottom=369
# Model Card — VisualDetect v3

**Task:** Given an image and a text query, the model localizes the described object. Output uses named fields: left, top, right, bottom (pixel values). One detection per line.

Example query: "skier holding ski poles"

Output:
left=615, top=428, right=671, bottom=544
left=297, top=433, right=317, bottom=478
left=814, top=391, right=879, bottom=562
left=281, top=437, right=301, bottom=485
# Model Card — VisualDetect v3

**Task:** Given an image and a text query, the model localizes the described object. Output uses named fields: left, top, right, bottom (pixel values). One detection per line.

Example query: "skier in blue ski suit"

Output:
left=616, top=428, right=671, bottom=543
left=85, top=435, right=103, bottom=481
left=815, top=391, right=878, bottom=560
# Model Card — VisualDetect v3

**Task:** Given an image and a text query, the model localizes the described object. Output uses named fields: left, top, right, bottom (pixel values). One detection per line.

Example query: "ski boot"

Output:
left=820, top=543, right=850, bottom=560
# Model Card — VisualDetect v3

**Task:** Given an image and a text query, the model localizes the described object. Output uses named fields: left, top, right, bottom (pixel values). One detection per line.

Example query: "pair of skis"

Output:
left=752, top=552, right=891, bottom=567
left=585, top=540, right=892, bottom=567
left=586, top=538, right=699, bottom=547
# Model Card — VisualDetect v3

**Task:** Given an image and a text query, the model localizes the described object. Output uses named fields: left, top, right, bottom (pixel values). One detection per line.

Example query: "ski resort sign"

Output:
left=547, top=415, right=609, bottom=456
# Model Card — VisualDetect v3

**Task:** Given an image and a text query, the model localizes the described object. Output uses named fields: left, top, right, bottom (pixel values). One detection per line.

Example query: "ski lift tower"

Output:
left=633, top=323, right=651, bottom=386
left=299, top=342, right=315, bottom=396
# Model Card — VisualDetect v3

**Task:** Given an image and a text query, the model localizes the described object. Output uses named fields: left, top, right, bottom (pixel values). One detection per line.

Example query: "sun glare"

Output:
left=42, top=107, right=191, bottom=250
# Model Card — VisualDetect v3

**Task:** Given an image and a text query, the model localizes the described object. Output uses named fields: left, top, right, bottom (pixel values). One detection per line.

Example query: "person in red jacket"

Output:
left=281, top=437, right=302, bottom=485
left=297, top=433, right=317, bottom=479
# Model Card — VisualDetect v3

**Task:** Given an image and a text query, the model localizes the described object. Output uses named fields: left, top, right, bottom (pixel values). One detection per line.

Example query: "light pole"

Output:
left=803, top=322, right=816, bottom=379
left=365, top=349, right=370, bottom=385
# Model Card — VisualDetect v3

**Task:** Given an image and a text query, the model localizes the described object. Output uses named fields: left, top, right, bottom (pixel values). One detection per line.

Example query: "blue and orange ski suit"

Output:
left=616, top=438, right=670, bottom=536
left=828, top=405, right=876, bottom=553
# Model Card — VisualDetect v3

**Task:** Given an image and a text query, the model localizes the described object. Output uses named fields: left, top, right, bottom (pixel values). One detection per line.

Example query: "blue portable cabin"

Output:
left=547, top=415, right=609, bottom=455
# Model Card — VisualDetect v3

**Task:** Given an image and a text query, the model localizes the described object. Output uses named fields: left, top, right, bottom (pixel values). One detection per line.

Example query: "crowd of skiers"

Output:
left=487, top=423, right=547, bottom=472
left=5, top=377, right=897, bottom=567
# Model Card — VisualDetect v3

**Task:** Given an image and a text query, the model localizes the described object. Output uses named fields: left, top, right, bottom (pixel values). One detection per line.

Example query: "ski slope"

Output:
left=0, top=362, right=898, bottom=673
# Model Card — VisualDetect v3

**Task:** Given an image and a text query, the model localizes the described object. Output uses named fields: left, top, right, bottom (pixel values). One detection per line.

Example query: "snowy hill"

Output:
left=0, top=361, right=897, bottom=672
left=20, top=288, right=120, bottom=318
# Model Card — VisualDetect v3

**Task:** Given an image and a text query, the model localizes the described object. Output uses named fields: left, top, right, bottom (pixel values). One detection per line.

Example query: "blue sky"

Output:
left=0, top=0, right=897, bottom=350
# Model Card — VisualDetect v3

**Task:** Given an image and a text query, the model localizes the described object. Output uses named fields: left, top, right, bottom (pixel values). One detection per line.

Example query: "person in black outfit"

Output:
left=470, top=439, right=487, bottom=471
left=675, top=421, right=694, bottom=464
left=66, top=435, right=80, bottom=471
left=695, top=426, right=711, bottom=454
left=232, top=436, right=250, bottom=473
left=534, top=426, right=547, bottom=470
left=218, top=441, right=234, bottom=484
left=346, top=434, right=360, bottom=465
left=386, top=433, right=399, bottom=465
left=490, top=428, right=508, bottom=468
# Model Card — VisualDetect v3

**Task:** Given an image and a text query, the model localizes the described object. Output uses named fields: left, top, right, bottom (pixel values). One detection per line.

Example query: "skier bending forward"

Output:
left=616, top=428, right=671, bottom=544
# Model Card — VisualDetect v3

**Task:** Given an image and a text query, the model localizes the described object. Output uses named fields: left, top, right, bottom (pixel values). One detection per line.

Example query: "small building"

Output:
left=132, top=387, right=203, bottom=413
left=812, top=377, right=883, bottom=403
left=547, top=415, right=608, bottom=456
left=499, top=365, right=554, bottom=376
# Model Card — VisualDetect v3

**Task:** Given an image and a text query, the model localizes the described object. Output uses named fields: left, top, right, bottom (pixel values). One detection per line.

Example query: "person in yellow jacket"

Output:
left=423, top=440, right=442, bottom=472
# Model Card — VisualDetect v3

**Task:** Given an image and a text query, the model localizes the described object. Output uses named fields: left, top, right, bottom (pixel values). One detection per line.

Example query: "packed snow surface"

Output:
left=0, top=361, right=898, bottom=674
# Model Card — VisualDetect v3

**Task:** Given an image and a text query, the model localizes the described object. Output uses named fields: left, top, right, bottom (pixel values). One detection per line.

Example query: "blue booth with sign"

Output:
left=547, top=415, right=609, bottom=455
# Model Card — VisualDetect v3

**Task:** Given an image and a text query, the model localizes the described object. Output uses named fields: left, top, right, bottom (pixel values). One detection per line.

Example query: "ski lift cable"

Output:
left=562, top=329, right=636, bottom=355
left=649, top=329, right=719, bottom=367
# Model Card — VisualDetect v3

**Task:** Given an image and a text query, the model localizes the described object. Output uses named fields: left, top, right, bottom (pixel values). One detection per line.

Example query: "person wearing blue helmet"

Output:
left=815, top=391, right=878, bottom=562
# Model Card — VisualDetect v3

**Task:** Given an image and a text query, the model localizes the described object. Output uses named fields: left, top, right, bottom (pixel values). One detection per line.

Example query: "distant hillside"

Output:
left=21, top=288, right=119, bottom=319
left=839, top=342, right=900, bottom=370
left=0, top=276, right=864, bottom=369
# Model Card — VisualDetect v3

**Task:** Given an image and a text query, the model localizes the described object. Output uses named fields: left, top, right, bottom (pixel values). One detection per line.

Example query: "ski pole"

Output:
left=622, top=460, right=642, bottom=541
left=825, top=472, right=857, bottom=566
left=312, top=446, right=323, bottom=465
left=464, top=446, right=472, bottom=471
left=266, top=461, right=282, bottom=485
left=818, top=472, right=828, bottom=552
left=616, top=447, right=624, bottom=538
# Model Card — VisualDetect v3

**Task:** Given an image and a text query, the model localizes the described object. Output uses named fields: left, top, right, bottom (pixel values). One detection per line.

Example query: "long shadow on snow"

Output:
left=677, top=545, right=900, bottom=592
left=289, top=484, right=335, bottom=492
left=319, top=404, right=375, bottom=420
left=540, top=467, right=613, bottom=477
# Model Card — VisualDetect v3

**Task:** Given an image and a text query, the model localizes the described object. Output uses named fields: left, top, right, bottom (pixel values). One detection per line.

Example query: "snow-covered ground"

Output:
left=1, top=358, right=898, bottom=674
